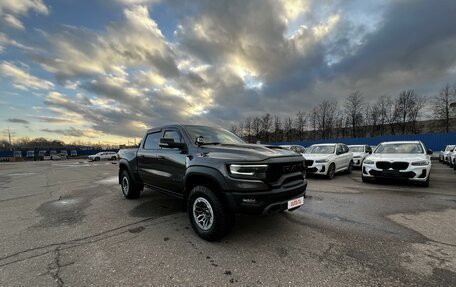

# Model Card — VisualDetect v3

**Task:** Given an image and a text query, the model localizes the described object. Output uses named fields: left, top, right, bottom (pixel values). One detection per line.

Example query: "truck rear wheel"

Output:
left=188, top=185, right=234, bottom=241
left=120, top=170, right=141, bottom=199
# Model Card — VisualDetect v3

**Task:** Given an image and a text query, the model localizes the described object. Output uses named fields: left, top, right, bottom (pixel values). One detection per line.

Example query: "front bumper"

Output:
left=353, top=158, right=363, bottom=167
left=306, top=162, right=329, bottom=175
left=225, top=179, right=307, bottom=215
left=362, top=164, right=430, bottom=182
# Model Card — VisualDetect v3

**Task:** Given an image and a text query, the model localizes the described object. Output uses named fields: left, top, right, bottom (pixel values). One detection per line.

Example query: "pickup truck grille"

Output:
left=376, top=161, right=409, bottom=170
left=266, top=161, right=305, bottom=183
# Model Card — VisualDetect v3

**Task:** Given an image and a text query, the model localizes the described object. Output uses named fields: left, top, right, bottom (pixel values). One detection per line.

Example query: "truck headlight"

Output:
left=229, top=164, right=268, bottom=176
left=411, top=160, right=430, bottom=166
left=315, top=159, right=329, bottom=163
left=363, top=160, right=374, bottom=165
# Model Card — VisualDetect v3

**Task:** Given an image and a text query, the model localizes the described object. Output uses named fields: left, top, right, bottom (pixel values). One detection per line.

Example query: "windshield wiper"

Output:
left=200, top=142, right=221, bottom=145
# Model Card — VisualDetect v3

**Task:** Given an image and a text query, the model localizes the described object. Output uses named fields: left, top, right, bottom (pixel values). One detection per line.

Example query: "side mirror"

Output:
left=427, top=149, right=433, bottom=155
left=159, top=138, right=186, bottom=150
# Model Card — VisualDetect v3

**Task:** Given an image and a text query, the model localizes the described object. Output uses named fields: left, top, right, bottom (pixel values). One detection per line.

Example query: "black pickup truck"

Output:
left=118, top=124, right=307, bottom=240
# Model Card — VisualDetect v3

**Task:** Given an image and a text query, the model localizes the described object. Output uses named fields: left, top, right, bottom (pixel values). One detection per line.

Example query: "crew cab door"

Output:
left=137, top=130, right=164, bottom=188
left=157, top=128, right=187, bottom=195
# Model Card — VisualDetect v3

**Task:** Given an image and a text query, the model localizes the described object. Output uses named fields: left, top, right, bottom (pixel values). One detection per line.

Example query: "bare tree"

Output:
left=309, top=108, right=318, bottom=140
left=261, top=113, right=272, bottom=142
left=230, top=124, right=238, bottom=136
left=252, top=116, right=261, bottom=142
left=237, top=121, right=244, bottom=139
left=317, top=100, right=338, bottom=139
left=409, top=96, right=426, bottom=134
left=244, top=117, right=252, bottom=143
left=283, top=117, right=293, bottom=141
left=433, top=84, right=455, bottom=133
left=377, top=96, right=392, bottom=135
left=294, top=111, right=306, bottom=141
left=273, top=115, right=282, bottom=142
left=344, top=91, right=364, bottom=138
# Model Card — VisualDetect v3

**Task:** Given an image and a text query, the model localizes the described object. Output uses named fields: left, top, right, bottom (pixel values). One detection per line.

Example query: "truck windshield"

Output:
left=185, top=126, right=245, bottom=145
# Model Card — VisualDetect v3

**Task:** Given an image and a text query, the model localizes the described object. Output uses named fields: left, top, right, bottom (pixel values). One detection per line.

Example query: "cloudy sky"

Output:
left=1, top=0, right=456, bottom=144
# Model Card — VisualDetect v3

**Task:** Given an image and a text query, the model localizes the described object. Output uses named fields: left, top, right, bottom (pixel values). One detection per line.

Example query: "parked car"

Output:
left=439, top=145, right=454, bottom=163
left=348, top=145, right=372, bottom=168
left=13, top=151, right=22, bottom=158
left=89, top=151, right=118, bottom=161
left=444, top=145, right=456, bottom=165
left=26, top=150, right=35, bottom=158
left=361, top=141, right=432, bottom=187
left=280, top=145, right=306, bottom=155
left=118, top=124, right=307, bottom=240
left=51, top=153, right=67, bottom=160
left=449, top=149, right=456, bottom=168
left=60, top=150, right=68, bottom=157
left=70, top=150, right=78, bottom=157
left=303, top=143, right=354, bottom=179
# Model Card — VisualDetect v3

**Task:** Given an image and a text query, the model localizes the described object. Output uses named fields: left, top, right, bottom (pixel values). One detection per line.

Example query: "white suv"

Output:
left=304, top=143, right=353, bottom=179
left=362, top=141, right=432, bottom=187
left=348, top=145, right=372, bottom=168
left=88, top=151, right=118, bottom=161
left=440, top=145, right=454, bottom=163
left=280, top=145, right=306, bottom=156
left=450, top=149, right=456, bottom=168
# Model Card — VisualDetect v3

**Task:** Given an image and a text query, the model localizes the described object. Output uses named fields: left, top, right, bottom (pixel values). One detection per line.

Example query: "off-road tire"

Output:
left=120, top=170, right=141, bottom=199
left=187, top=185, right=234, bottom=241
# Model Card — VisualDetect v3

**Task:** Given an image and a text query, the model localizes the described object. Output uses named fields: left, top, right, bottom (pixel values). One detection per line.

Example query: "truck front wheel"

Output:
left=120, top=170, right=141, bottom=199
left=188, top=185, right=234, bottom=241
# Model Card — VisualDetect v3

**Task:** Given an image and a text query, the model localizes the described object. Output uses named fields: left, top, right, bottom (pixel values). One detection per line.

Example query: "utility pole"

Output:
left=8, top=127, right=12, bottom=151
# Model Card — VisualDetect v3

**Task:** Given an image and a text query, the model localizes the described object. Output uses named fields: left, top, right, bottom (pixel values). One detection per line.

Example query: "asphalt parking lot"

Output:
left=0, top=160, right=455, bottom=286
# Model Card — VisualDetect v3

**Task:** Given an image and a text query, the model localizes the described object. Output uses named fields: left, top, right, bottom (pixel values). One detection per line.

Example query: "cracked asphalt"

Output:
left=0, top=159, right=455, bottom=286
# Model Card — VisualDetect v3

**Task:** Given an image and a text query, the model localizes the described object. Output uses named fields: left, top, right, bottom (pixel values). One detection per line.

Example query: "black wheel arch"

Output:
left=183, top=166, right=230, bottom=211
left=118, top=159, right=143, bottom=189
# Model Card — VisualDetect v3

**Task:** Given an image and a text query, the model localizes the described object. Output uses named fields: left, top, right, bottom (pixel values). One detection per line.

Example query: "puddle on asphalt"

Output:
left=35, top=187, right=102, bottom=227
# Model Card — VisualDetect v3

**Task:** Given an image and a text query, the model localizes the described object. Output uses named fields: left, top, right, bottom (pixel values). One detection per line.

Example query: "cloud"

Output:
left=0, top=0, right=49, bottom=30
left=0, top=61, right=54, bottom=90
left=41, top=127, right=98, bottom=138
left=0, top=33, right=36, bottom=52
left=5, top=0, right=455, bottom=142
left=7, top=118, right=30, bottom=124
left=35, top=116, right=77, bottom=124
left=35, top=5, right=177, bottom=82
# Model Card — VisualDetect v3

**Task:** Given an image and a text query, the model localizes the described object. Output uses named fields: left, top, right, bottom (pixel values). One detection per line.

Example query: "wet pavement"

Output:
left=0, top=159, right=455, bottom=286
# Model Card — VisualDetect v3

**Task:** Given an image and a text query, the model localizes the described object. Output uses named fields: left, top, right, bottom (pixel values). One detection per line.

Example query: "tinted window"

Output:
left=306, top=145, right=335, bottom=154
left=163, top=130, right=183, bottom=143
left=185, top=126, right=245, bottom=145
left=375, top=143, right=424, bottom=154
left=144, top=132, right=161, bottom=150
left=366, top=146, right=372, bottom=153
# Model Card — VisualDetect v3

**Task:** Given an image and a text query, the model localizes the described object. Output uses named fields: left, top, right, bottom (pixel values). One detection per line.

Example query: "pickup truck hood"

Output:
left=367, top=153, right=428, bottom=162
left=302, top=154, right=333, bottom=161
left=199, top=144, right=301, bottom=161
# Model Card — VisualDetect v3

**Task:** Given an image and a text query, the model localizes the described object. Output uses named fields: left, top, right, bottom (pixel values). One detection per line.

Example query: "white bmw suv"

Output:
left=348, top=145, right=373, bottom=168
left=440, top=145, right=454, bottom=163
left=304, top=143, right=353, bottom=179
left=361, top=141, right=432, bottom=187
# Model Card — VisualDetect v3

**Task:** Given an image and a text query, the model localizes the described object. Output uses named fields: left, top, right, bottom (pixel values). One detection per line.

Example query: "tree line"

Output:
left=230, top=84, right=456, bottom=143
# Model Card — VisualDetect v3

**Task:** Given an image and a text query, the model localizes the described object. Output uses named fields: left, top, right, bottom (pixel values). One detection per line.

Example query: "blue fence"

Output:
left=0, top=149, right=119, bottom=158
left=272, top=132, right=456, bottom=152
